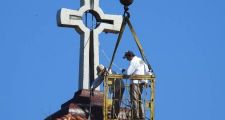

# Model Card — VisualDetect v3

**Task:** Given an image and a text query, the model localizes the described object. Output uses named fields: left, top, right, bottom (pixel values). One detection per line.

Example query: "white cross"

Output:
left=57, top=0, right=122, bottom=90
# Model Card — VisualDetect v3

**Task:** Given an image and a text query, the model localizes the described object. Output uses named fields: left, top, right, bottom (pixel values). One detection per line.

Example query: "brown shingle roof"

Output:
left=45, top=89, right=103, bottom=120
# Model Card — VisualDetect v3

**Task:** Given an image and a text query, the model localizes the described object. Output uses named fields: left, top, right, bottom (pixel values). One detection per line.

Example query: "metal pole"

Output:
left=150, top=79, right=155, bottom=120
left=104, top=76, right=109, bottom=120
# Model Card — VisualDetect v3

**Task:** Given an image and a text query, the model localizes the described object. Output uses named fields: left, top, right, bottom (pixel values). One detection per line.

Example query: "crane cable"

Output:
left=126, top=18, right=153, bottom=73
left=108, top=9, right=154, bottom=73
left=108, top=17, right=127, bottom=71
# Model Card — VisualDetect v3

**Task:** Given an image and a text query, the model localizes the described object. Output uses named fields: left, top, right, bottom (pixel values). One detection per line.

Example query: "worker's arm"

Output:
left=91, top=75, right=104, bottom=90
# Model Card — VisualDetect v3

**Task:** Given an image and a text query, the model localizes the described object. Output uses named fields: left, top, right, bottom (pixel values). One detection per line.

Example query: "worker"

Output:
left=91, top=64, right=124, bottom=119
left=122, top=50, right=151, bottom=119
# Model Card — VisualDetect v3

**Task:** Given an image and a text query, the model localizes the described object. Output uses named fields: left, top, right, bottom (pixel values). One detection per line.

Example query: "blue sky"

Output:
left=0, top=0, right=225, bottom=120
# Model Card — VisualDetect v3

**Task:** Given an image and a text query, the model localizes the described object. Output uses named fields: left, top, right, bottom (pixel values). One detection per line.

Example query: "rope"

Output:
left=100, top=48, right=123, bottom=71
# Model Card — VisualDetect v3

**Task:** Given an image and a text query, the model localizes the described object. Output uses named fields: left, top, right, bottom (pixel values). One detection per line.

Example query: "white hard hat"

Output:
left=97, top=64, right=105, bottom=75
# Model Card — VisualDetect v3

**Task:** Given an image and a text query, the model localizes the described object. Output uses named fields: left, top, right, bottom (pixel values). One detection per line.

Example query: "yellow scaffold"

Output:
left=103, top=74, right=155, bottom=120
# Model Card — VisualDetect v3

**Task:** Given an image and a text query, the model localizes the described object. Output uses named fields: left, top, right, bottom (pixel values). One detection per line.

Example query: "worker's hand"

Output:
left=122, top=69, right=126, bottom=73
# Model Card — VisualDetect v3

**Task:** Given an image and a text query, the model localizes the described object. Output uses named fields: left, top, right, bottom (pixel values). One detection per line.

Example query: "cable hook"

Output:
left=123, top=6, right=130, bottom=18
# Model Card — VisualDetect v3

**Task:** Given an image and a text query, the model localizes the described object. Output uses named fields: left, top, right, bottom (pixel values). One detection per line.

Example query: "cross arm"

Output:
left=57, top=8, right=88, bottom=34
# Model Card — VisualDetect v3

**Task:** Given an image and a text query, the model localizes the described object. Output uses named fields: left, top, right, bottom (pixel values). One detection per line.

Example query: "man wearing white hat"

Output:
left=91, top=64, right=124, bottom=119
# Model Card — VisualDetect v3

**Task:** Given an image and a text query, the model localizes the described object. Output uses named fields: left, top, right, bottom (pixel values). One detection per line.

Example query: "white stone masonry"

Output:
left=57, top=0, right=122, bottom=90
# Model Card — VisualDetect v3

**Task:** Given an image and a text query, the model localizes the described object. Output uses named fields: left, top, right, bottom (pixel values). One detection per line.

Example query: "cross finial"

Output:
left=57, top=0, right=122, bottom=90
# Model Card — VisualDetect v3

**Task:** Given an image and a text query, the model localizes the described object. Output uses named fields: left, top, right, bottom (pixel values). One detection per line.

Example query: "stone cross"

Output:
left=57, top=0, right=122, bottom=90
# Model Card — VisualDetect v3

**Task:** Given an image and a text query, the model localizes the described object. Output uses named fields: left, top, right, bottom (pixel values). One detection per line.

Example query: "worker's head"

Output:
left=123, top=50, right=135, bottom=61
left=96, top=64, right=105, bottom=76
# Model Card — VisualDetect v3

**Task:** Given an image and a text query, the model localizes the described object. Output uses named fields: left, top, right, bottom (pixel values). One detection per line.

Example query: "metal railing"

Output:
left=103, top=74, right=155, bottom=120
